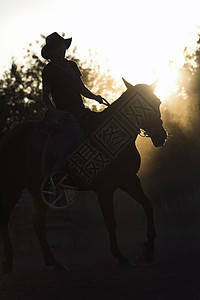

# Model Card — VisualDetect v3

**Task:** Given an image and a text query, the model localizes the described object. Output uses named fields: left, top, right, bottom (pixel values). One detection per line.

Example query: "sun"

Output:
left=154, top=66, right=179, bottom=102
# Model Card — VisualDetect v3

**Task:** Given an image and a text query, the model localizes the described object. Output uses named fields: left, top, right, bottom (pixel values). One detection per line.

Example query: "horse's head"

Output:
left=122, top=79, right=167, bottom=147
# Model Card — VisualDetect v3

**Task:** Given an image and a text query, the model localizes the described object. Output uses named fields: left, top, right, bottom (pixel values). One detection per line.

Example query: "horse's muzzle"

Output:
left=151, top=129, right=167, bottom=147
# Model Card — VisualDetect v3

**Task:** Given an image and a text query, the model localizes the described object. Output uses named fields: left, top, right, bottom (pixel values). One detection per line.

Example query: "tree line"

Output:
left=0, top=33, right=200, bottom=204
left=0, top=35, right=121, bottom=133
left=141, top=34, right=200, bottom=205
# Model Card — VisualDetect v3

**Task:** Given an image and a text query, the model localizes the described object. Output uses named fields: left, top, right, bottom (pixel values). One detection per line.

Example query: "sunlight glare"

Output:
left=155, top=66, right=179, bottom=102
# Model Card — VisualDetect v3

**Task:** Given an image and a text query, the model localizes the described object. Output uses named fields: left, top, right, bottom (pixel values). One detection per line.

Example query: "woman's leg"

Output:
left=53, top=112, right=85, bottom=172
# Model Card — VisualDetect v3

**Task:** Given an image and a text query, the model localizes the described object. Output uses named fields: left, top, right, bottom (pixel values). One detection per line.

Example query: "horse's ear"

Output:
left=151, top=80, right=158, bottom=91
left=122, top=77, right=134, bottom=89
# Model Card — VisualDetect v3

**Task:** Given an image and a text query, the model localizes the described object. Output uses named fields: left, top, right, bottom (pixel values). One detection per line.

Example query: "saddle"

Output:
left=28, top=115, right=69, bottom=156
left=28, top=109, right=99, bottom=156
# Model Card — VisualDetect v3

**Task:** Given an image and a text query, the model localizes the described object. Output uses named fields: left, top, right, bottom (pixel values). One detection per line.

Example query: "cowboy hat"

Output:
left=41, top=32, right=72, bottom=59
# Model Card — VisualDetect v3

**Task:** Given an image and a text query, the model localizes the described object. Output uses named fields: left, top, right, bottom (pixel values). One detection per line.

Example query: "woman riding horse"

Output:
left=41, top=32, right=104, bottom=172
left=0, top=35, right=167, bottom=273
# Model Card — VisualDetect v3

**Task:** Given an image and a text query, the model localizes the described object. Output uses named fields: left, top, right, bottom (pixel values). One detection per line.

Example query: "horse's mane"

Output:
left=101, top=83, right=156, bottom=117
left=99, top=89, right=129, bottom=119
left=0, top=84, right=154, bottom=157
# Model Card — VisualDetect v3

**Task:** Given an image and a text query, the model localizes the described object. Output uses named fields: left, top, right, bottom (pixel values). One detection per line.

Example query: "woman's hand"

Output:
left=95, top=95, right=104, bottom=104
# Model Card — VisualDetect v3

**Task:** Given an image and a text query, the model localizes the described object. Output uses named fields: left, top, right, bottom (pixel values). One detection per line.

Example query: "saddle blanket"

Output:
left=28, top=120, right=69, bottom=156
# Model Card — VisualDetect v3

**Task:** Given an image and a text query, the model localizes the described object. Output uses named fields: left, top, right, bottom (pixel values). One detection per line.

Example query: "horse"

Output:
left=0, top=79, right=167, bottom=274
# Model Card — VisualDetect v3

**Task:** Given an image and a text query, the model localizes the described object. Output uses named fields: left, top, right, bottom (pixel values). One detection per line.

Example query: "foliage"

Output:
left=141, top=34, right=200, bottom=205
left=177, top=34, right=200, bottom=108
left=0, top=48, right=46, bottom=133
left=0, top=35, right=120, bottom=133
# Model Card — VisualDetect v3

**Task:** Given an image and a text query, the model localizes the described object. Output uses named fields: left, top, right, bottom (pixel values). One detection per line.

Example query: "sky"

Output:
left=1, top=0, right=200, bottom=98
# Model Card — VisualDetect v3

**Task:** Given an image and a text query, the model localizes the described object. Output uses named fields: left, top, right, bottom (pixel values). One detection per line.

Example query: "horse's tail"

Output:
left=0, top=121, right=36, bottom=201
left=0, top=121, right=36, bottom=212
left=0, top=185, right=2, bottom=208
left=0, top=121, right=35, bottom=157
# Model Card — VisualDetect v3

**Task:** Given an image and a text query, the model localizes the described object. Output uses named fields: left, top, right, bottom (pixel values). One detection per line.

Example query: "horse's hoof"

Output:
left=53, top=261, right=69, bottom=272
left=2, top=261, right=13, bottom=275
left=143, top=243, right=154, bottom=262
left=119, top=259, right=136, bottom=268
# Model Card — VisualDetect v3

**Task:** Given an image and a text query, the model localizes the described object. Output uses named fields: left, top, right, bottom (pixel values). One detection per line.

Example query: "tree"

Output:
left=0, top=35, right=121, bottom=133
left=139, top=33, right=200, bottom=206
left=177, top=33, right=200, bottom=109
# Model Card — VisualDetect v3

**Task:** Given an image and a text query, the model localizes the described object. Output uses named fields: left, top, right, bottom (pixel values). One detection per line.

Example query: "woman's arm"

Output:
left=78, top=77, right=103, bottom=103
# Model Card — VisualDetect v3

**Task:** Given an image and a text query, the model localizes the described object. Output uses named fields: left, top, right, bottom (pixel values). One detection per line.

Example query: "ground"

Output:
left=0, top=198, right=200, bottom=300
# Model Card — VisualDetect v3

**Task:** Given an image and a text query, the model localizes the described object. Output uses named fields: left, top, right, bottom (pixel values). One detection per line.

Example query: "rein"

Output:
left=139, top=129, right=150, bottom=138
left=103, top=98, right=150, bottom=139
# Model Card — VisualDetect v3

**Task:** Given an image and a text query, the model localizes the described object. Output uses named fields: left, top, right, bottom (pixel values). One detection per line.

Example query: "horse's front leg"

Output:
left=120, top=174, right=156, bottom=261
left=97, top=191, right=130, bottom=265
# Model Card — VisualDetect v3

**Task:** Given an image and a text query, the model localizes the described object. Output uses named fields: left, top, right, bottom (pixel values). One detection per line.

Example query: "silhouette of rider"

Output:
left=41, top=32, right=104, bottom=172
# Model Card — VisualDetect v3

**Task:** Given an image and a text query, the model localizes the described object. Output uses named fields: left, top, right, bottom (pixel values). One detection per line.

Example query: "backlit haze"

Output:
left=1, top=0, right=200, bottom=102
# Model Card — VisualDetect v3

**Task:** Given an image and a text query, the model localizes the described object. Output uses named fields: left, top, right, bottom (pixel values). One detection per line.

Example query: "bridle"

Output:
left=103, top=98, right=151, bottom=139
left=139, top=129, right=150, bottom=138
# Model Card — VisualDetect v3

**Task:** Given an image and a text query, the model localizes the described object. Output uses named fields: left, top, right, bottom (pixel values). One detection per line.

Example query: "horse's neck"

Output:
left=99, top=90, right=139, bottom=140
left=100, top=90, right=129, bottom=115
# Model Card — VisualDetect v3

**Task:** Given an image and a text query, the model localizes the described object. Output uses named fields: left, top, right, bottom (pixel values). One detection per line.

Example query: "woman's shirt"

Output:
left=42, top=59, right=85, bottom=113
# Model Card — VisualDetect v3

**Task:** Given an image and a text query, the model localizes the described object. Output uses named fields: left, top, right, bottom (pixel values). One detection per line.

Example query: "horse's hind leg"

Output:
left=30, top=192, right=68, bottom=271
left=0, top=217, right=14, bottom=274
left=120, top=175, right=156, bottom=261
left=0, top=189, right=22, bottom=274
left=30, top=193, right=56, bottom=266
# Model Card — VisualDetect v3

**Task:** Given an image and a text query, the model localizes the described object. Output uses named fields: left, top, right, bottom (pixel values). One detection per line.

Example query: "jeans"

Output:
left=47, top=110, right=85, bottom=172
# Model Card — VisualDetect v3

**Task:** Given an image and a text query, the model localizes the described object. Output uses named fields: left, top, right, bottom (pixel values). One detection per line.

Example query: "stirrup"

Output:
left=41, top=171, right=78, bottom=209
